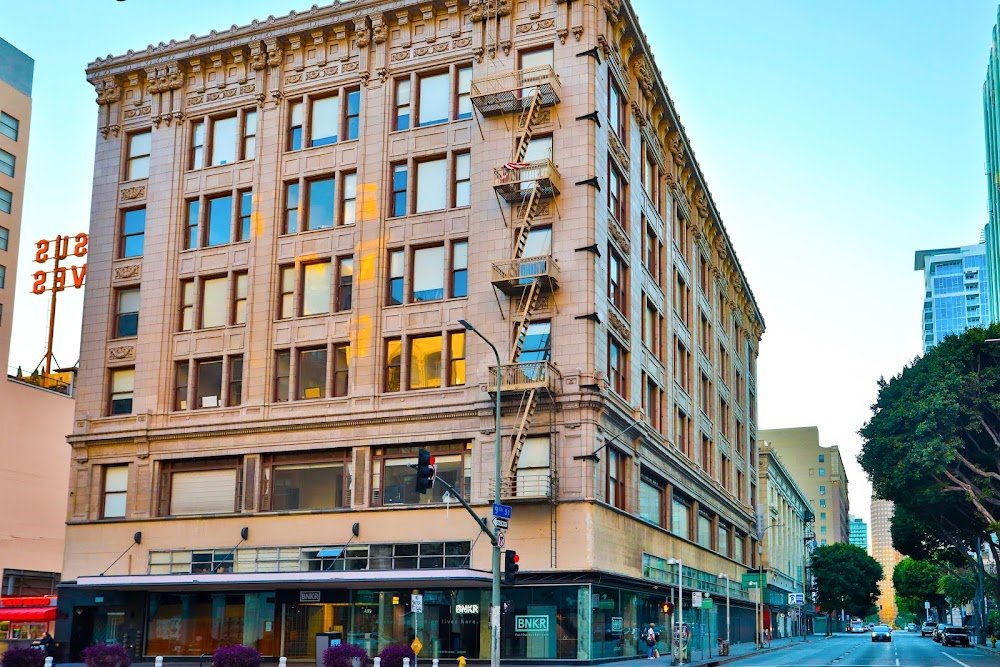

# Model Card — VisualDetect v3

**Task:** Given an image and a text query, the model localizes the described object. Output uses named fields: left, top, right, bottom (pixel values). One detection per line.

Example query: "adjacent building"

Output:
left=914, top=242, right=992, bottom=353
left=870, top=498, right=903, bottom=625
left=757, top=443, right=812, bottom=639
left=849, top=516, right=868, bottom=553
left=0, top=37, right=74, bottom=651
left=57, top=0, right=766, bottom=663
left=757, top=428, right=849, bottom=547
left=984, top=8, right=1000, bottom=323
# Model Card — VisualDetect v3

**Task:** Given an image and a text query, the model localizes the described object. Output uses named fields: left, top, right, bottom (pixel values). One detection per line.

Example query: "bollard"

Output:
left=374, top=658, right=381, bottom=667
left=403, top=659, right=410, bottom=667
left=155, top=658, right=164, bottom=667
left=432, top=660, right=439, bottom=667
left=44, top=659, right=53, bottom=667
left=279, top=658, right=287, bottom=667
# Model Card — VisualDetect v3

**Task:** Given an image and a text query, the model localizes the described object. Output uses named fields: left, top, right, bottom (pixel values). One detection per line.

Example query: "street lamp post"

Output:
left=668, top=558, right=684, bottom=665
left=717, top=573, right=730, bottom=645
left=458, top=319, right=503, bottom=667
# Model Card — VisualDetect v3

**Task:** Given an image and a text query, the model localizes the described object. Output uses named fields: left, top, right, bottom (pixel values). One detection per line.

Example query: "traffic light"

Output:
left=662, top=602, right=674, bottom=615
left=504, top=550, right=520, bottom=585
left=415, top=448, right=437, bottom=494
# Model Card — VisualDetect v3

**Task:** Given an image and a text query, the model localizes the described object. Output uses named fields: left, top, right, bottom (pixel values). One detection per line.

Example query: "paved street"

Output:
left=729, top=632, right=1000, bottom=667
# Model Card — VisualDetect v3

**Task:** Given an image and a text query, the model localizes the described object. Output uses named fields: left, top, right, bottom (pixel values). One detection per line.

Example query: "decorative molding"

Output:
left=453, top=37, right=471, bottom=48
left=108, top=345, right=136, bottom=361
left=608, top=217, right=630, bottom=254
left=285, top=74, right=303, bottom=85
left=114, top=264, right=141, bottom=281
left=123, top=105, right=151, bottom=119
left=608, top=308, right=630, bottom=342
left=391, top=50, right=410, bottom=62
left=608, top=129, right=630, bottom=171
left=205, top=88, right=237, bottom=102
left=121, top=186, right=146, bottom=201
left=516, top=18, right=555, bottom=34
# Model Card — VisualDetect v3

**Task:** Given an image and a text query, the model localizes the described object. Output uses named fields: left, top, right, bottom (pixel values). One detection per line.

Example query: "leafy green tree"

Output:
left=939, top=569, right=976, bottom=607
left=811, top=543, right=883, bottom=632
left=859, top=324, right=1000, bottom=599
left=893, top=558, right=947, bottom=619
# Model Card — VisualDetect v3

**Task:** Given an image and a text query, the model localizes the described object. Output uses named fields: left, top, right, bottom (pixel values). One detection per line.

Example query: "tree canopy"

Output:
left=893, top=557, right=947, bottom=619
left=811, top=543, right=883, bottom=620
left=859, top=324, right=1000, bottom=596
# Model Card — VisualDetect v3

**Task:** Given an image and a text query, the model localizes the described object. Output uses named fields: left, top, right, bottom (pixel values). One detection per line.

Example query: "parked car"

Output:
left=933, top=623, right=947, bottom=642
left=872, top=625, right=892, bottom=642
left=921, top=621, right=937, bottom=636
left=942, top=626, right=970, bottom=647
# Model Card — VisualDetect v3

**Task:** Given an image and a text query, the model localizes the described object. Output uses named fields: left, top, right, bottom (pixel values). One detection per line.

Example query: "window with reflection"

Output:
left=418, top=72, right=449, bottom=126
left=196, top=358, right=223, bottom=408
left=672, top=497, right=690, bottom=540
left=120, top=208, right=145, bottom=258
left=372, top=443, right=472, bottom=506
left=413, top=245, right=445, bottom=301
left=268, top=454, right=349, bottom=511
left=307, top=178, right=335, bottom=230
left=115, top=288, right=139, bottom=338
left=449, top=331, right=466, bottom=386
left=302, top=261, right=331, bottom=316
left=275, top=350, right=291, bottom=402
left=126, top=131, right=150, bottom=180
left=333, top=344, right=350, bottom=397
left=639, top=474, right=663, bottom=527
left=336, top=257, right=353, bottom=311
left=409, top=334, right=443, bottom=389
left=201, top=277, right=228, bottom=328
left=298, top=348, right=327, bottom=399
left=385, top=339, right=402, bottom=392
left=206, top=195, right=233, bottom=246
left=109, top=368, right=135, bottom=415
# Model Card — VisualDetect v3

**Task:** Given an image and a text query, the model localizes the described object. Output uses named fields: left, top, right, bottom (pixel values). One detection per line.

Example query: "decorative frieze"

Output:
left=114, top=264, right=141, bottom=281
left=108, top=345, right=136, bottom=361
left=516, top=18, right=555, bottom=34
left=608, top=309, right=630, bottom=343
left=121, top=186, right=145, bottom=201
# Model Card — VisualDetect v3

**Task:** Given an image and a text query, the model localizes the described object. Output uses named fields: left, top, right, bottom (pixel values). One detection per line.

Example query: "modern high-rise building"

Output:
left=848, top=515, right=868, bottom=553
left=757, top=427, right=849, bottom=547
left=57, top=1, right=766, bottom=663
left=914, top=242, right=991, bottom=353
left=983, top=8, right=1000, bottom=323
left=870, top=498, right=903, bottom=624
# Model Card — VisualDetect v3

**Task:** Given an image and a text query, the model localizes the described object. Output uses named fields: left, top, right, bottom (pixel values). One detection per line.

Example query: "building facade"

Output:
left=757, top=428, right=849, bottom=547
left=984, top=8, right=1000, bottom=323
left=914, top=242, right=992, bottom=353
left=60, top=0, right=765, bottom=663
left=870, top=498, right=902, bottom=625
left=848, top=516, right=867, bottom=553
left=757, top=443, right=812, bottom=639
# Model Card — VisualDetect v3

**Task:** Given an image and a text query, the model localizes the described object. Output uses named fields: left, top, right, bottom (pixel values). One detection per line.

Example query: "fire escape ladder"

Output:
left=514, top=90, right=542, bottom=164
left=507, top=387, right=538, bottom=475
left=509, top=278, right=541, bottom=363
left=513, top=183, right=542, bottom=257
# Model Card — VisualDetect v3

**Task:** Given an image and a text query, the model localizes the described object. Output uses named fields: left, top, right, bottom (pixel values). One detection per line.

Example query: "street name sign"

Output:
left=493, top=503, right=512, bottom=519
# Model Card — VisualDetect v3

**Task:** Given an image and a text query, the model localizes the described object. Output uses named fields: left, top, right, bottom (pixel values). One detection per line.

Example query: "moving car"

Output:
left=872, top=624, right=892, bottom=642
left=942, top=626, right=970, bottom=647
left=849, top=620, right=865, bottom=633
left=921, top=621, right=937, bottom=636
left=906, top=623, right=918, bottom=632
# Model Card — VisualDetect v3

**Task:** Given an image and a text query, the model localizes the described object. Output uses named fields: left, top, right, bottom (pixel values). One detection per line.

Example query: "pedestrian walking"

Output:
left=645, top=623, right=658, bottom=658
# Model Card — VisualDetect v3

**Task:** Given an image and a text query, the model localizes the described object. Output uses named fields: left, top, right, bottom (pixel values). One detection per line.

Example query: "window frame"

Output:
left=102, top=465, right=129, bottom=519
left=263, top=450, right=352, bottom=512
left=108, top=367, right=136, bottom=416
left=114, top=287, right=140, bottom=339
left=608, top=335, right=627, bottom=398
left=606, top=447, right=627, bottom=510
left=0, top=148, right=15, bottom=177
left=188, top=109, right=258, bottom=170
left=119, top=207, right=146, bottom=258
left=0, top=112, right=18, bottom=141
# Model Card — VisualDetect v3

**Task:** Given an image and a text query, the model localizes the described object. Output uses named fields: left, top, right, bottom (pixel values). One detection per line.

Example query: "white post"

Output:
left=44, top=658, right=53, bottom=667
left=726, top=583, right=731, bottom=644
left=404, top=658, right=411, bottom=667
left=432, top=660, right=439, bottom=667
left=279, top=658, right=287, bottom=667
left=155, top=658, right=164, bottom=667
left=374, top=659, right=381, bottom=667
left=678, top=560, right=684, bottom=666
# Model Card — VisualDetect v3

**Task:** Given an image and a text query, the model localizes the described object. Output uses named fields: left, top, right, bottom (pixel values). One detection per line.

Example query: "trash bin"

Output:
left=717, top=639, right=730, bottom=656
left=316, top=632, right=343, bottom=667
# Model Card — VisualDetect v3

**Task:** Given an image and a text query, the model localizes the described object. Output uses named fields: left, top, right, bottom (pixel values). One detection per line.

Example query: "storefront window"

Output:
left=146, top=592, right=275, bottom=656
left=499, top=585, right=583, bottom=660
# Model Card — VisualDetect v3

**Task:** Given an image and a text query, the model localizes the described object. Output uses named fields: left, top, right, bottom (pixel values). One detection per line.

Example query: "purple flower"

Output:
left=323, top=643, right=368, bottom=667
left=377, top=644, right=415, bottom=667
left=82, top=643, right=131, bottom=667
left=0, top=646, right=46, bottom=667
left=212, top=645, right=261, bottom=667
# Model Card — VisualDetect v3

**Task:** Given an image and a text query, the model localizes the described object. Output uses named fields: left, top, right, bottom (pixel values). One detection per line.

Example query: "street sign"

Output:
left=701, top=598, right=713, bottom=609
left=754, top=504, right=765, bottom=541
left=493, top=503, right=512, bottom=519
left=411, top=594, right=423, bottom=613
left=924, top=601, right=931, bottom=609
left=411, top=638, right=423, bottom=655
left=497, top=530, right=506, bottom=548
left=493, top=517, right=509, bottom=529
left=788, top=593, right=805, bottom=605
left=692, top=591, right=703, bottom=607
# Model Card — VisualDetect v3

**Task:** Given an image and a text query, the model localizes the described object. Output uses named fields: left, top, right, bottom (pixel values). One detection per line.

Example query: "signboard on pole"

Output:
left=692, top=591, right=703, bottom=608
left=411, top=594, right=423, bottom=613
left=493, top=503, right=512, bottom=519
left=755, top=504, right=765, bottom=541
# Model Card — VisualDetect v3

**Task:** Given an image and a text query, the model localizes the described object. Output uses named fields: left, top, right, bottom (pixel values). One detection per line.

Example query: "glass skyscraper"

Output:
left=914, top=243, right=991, bottom=354
left=984, top=8, right=1000, bottom=323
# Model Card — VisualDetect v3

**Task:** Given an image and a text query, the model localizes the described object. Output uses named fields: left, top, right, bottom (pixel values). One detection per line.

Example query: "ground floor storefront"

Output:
left=55, top=572, right=760, bottom=663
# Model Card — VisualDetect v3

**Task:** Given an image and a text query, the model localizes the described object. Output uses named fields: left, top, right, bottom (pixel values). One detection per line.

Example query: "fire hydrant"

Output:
left=458, top=657, right=467, bottom=667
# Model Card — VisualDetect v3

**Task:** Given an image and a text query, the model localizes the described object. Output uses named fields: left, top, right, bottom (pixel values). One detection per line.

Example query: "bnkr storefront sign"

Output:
left=515, top=615, right=549, bottom=633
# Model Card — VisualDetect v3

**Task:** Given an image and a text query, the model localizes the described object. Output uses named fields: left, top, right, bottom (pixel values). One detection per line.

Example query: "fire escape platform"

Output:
left=491, top=257, right=560, bottom=296
left=469, top=66, right=561, bottom=116
left=489, top=474, right=554, bottom=503
left=493, top=159, right=562, bottom=202
left=489, top=361, right=560, bottom=394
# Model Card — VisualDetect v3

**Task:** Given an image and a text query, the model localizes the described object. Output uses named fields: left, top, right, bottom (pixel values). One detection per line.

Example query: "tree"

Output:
left=893, top=557, right=946, bottom=620
left=811, top=543, right=883, bottom=631
left=939, top=569, right=977, bottom=608
left=859, top=324, right=1000, bottom=599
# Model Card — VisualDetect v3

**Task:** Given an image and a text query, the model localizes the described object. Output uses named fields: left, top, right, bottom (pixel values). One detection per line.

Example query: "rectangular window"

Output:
left=243, top=111, right=257, bottom=159
left=672, top=498, right=690, bottom=540
left=185, top=200, right=200, bottom=250
left=206, top=194, right=233, bottom=246
left=0, top=149, right=15, bottom=177
left=341, top=172, right=357, bottom=226
left=409, top=334, right=443, bottom=389
left=120, top=208, right=145, bottom=258
left=180, top=280, right=194, bottom=331
left=449, top=331, right=466, bottom=386
left=644, top=220, right=661, bottom=282
left=643, top=300, right=658, bottom=352
left=701, top=435, right=713, bottom=477
left=392, top=164, right=408, bottom=216
left=457, top=66, right=473, bottom=119
left=289, top=102, right=304, bottom=151
left=518, top=321, right=551, bottom=362
left=454, top=152, right=471, bottom=207
left=374, top=445, right=471, bottom=506
left=643, top=150, right=657, bottom=201
left=311, top=95, right=340, bottom=147
left=212, top=116, right=238, bottom=166
left=675, top=407, right=691, bottom=457
left=272, top=461, right=347, bottom=511
left=0, top=187, right=9, bottom=215
left=395, top=79, right=412, bottom=131
left=232, top=272, right=248, bottom=325
left=413, top=245, right=445, bottom=301
left=333, top=344, right=350, bottom=397
left=698, top=513, right=712, bottom=549
left=819, top=499, right=826, bottom=508
left=385, top=339, right=402, bottom=392
left=718, top=524, right=729, bottom=557
left=645, top=378, right=660, bottom=430
left=302, top=261, right=332, bottom=316
left=190, top=121, right=205, bottom=169
left=346, top=89, right=361, bottom=140
left=127, top=131, right=151, bottom=180
left=306, top=178, right=335, bottom=230
left=275, top=350, right=291, bottom=401
left=609, top=80, right=624, bottom=140
left=418, top=72, right=449, bottom=126
left=451, top=241, right=468, bottom=298
left=228, top=355, right=244, bottom=406
left=0, top=112, right=19, bottom=141
left=201, top=277, right=228, bottom=328
left=819, top=467, right=826, bottom=477
left=639, top=476, right=663, bottom=526
left=608, top=337, right=626, bottom=397
left=609, top=248, right=627, bottom=314
left=298, top=348, right=328, bottom=399
left=819, top=485, right=826, bottom=495
left=416, top=158, right=447, bottom=213
left=109, top=368, right=135, bottom=415
left=818, top=454, right=825, bottom=463
left=102, top=465, right=128, bottom=518
left=115, top=288, right=140, bottom=338
left=607, top=448, right=626, bottom=510
left=608, top=162, right=624, bottom=224
left=389, top=250, right=404, bottom=305
left=279, top=266, right=295, bottom=319
left=169, top=469, right=237, bottom=516
left=196, top=358, right=223, bottom=408
left=284, top=182, right=300, bottom=234
left=336, top=257, right=353, bottom=312
left=238, top=191, right=253, bottom=242
left=0, top=226, right=8, bottom=251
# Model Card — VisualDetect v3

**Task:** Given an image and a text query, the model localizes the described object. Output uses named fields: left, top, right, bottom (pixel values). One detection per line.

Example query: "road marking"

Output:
left=942, top=652, right=974, bottom=667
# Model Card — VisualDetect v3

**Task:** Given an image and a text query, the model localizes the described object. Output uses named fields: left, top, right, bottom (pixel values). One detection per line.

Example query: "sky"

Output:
left=3, top=0, right=998, bottom=528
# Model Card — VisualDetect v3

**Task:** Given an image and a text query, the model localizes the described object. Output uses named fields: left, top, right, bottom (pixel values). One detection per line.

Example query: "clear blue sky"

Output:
left=4, top=0, right=998, bottom=525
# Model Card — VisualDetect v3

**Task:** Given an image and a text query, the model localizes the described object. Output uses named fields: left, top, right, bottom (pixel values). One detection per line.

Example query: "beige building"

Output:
left=0, top=37, right=74, bottom=646
left=870, top=497, right=902, bottom=624
left=757, top=442, right=811, bottom=638
left=757, top=427, right=849, bottom=546
left=59, top=0, right=765, bottom=663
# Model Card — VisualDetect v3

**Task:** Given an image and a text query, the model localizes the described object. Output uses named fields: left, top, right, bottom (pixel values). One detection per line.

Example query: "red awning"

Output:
left=0, top=607, right=57, bottom=622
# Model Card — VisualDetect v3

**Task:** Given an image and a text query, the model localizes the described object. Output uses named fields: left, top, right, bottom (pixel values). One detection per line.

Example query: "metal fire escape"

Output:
left=470, top=66, right=562, bottom=502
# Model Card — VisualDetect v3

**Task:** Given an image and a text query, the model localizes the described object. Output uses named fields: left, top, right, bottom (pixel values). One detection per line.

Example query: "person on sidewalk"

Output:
left=645, top=623, right=658, bottom=658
